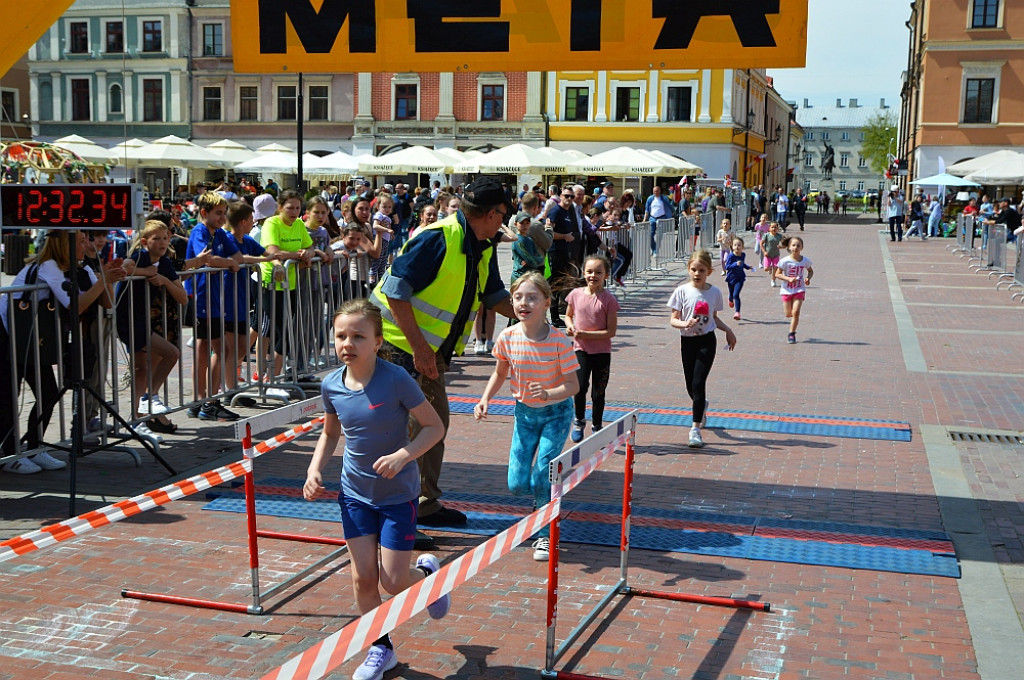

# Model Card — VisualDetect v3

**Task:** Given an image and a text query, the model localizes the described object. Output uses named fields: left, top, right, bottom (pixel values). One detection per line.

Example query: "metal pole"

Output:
left=297, top=72, right=304, bottom=193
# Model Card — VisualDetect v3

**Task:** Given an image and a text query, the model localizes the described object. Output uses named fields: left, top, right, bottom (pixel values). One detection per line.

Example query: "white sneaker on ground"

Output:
left=31, top=451, right=67, bottom=470
left=265, top=387, right=291, bottom=400
left=532, top=537, right=550, bottom=561
left=139, top=395, right=168, bottom=415
left=133, top=423, right=164, bottom=444
left=415, top=554, right=450, bottom=619
left=688, top=426, right=704, bottom=448
left=1, top=457, right=42, bottom=474
left=352, top=644, right=397, bottom=680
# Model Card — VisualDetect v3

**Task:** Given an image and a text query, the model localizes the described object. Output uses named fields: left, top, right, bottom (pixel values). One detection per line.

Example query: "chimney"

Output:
left=849, top=98, right=858, bottom=108
left=880, top=98, right=887, bottom=108
left=803, top=98, right=810, bottom=109
left=836, top=98, right=844, bottom=108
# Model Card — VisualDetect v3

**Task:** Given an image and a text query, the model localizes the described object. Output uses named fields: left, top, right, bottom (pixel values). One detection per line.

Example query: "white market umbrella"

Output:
left=964, top=153, right=1024, bottom=185
left=909, top=173, right=981, bottom=187
left=566, top=146, right=670, bottom=176
left=204, top=139, right=257, bottom=166
left=123, top=135, right=225, bottom=168
left=233, top=150, right=325, bottom=175
left=946, top=149, right=1024, bottom=177
left=305, top=150, right=359, bottom=177
left=256, top=142, right=293, bottom=153
left=432, top=147, right=467, bottom=165
left=358, top=145, right=453, bottom=175
left=455, top=143, right=574, bottom=175
left=644, top=149, right=704, bottom=175
left=54, top=134, right=119, bottom=164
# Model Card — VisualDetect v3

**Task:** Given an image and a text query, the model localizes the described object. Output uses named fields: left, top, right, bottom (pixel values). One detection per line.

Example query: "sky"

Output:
left=769, top=0, right=910, bottom=108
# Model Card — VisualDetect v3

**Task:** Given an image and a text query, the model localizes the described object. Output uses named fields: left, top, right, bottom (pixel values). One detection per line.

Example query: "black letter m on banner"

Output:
left=259, top=0, right=376, bottom=54
left=653, top=0, right=780, bottom=49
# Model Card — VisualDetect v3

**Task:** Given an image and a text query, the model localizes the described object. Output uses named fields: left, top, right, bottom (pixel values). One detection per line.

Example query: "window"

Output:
left=565, top=86, right=589, bottom=122
left=203, top=86, right=221, bottom=121
left=1, top=91, right=16, bottom=122
left=972, top=0, right=999, bottom=28
left=143, top=78, right=163, bottom=121
left=395, top=84, right=417, bottom=120
left=804, top=153, right=813, bottom=167
left=203, top=24, right=223, bottom=56
left=841, top=131, right=850, bottom=141
left=804, top=131, right=814, bottom=141
left=108, top=83, right=122, bottom=114
left=309, top=85, right=329, bottom=120
left=858, top=156, right=868, bottom=168
left=69, top=21, right=89, bottom=54
left=821, top=131, right=830, bottom=140
left=277, top=85, right=297, bottom=120
left=239, top=86, right=258, bottom=121
left=840, top=152, right=850, bottom=167
left=71, top=79, right=90, bottom=120
left=665, top=86, right=692, bottom=122
left=481, top=84, right=504, bottom=121
left=615, top=87, right=641, bottom=122
left=839, top=181, right=847, bottom=190
left=859, top=132, right=866, bottom=141
left=964, top=78, right=995, bottom=123
left=804, top=180, right=812, bottom=190
left=106, top=21, right=123, bottom=53
left=142, top=20, right=162, bottom=52
left=857, top=181, right=865, bottom=191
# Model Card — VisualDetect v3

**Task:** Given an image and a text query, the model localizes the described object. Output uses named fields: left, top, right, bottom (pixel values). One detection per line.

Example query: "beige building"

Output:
left=899, top=0, right=1024, bottom=184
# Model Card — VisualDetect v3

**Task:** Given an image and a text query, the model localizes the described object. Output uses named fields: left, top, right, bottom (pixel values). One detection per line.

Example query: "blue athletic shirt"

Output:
left=184, top=223, right=240, bottom=319
left=321, top=357, right=426, bottom=506
left=224, top=233, right=264, bottom=322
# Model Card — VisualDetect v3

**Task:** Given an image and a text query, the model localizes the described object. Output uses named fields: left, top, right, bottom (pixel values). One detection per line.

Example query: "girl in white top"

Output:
left=776, top=235, right=814, bottom=344
left=715, top=218, right=733, bottom=274
left=666, top=249, right=736, bottom=449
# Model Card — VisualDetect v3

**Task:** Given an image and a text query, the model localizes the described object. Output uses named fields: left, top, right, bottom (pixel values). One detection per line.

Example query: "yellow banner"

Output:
left=0, top=2, right=76, bottom=77
left=231, top=0, right=807, bottom=74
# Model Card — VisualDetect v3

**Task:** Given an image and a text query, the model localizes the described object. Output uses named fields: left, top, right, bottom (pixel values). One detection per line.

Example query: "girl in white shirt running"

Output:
left=776, top=236, right=814, bottom=344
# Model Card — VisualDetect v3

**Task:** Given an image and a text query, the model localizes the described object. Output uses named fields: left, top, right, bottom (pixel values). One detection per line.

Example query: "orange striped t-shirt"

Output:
left=492, top=324, right=580, bottom=407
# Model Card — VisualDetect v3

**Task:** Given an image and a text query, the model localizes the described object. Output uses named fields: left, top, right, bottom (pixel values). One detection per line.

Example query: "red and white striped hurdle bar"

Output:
left=261, top=500, right=562, bottom=680
left=0, top=414, right=324, bottom=564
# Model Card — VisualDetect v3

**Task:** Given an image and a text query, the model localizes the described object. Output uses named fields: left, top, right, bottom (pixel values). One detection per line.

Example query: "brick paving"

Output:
left=0, top=213, right=1022, bottom=679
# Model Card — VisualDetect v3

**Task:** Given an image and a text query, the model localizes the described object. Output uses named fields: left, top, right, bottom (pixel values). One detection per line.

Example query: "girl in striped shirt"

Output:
left=474, top=272, right=580, bottom=562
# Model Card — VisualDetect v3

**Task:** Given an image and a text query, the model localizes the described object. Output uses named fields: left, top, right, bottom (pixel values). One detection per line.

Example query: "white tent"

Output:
left=566, top=146, right=671, bottom=176
left=204, top=139, right=257, bottom=166
left=305, top=150, right=359, bottom=177
left=256, top=142, right=294, bottom=153
left=454, top=143, right=576, bottom=175
left=909, top=172, right=981, bottom=187
left=644, top=149, right=704, bottom=175
left=233, top=150, right=325, bottom=175
left=964, top=152, right=1024, bottom=185
left=53, top=134, right=119, bottom=164
left=358, top=145, right=456, bottom=175
left=122, top=135, right=225, bottom=168
left=946, top=149, right=1024, bottom=178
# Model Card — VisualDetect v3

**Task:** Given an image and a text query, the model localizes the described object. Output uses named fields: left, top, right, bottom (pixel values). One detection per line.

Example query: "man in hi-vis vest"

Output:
left=372, top=177, right=516, bottom=546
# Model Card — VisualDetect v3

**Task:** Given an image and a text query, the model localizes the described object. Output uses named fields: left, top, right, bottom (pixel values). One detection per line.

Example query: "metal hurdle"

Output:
left=541, top=411, right=771, bottom=680
left=121, top=398, right=346, bottom=615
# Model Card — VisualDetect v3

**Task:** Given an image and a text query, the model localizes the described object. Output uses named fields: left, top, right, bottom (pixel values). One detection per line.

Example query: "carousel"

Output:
left=1, top=140, right=110, bottom=184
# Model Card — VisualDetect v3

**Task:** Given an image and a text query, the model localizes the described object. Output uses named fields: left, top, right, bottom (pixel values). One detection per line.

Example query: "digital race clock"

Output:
left=0, top=184, right=143, bottom=231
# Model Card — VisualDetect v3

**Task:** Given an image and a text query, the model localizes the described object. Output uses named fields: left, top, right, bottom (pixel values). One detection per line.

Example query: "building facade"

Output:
left=1, top=55, right=33, bottom=141
left=899, top=0, right=1024, bottom=184
left=796, top=98, right=894, bottom=195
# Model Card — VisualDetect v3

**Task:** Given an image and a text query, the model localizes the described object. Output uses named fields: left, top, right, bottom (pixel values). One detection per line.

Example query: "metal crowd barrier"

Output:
left=968, top=223, right=1004, bottom=274
left=0, top=248, right=374, bottom=470
left=1004, top=245, right=1024, bottom=302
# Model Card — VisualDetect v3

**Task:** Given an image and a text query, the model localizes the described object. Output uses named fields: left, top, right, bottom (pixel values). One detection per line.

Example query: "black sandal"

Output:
left=147, top=418, right=178, bottom=434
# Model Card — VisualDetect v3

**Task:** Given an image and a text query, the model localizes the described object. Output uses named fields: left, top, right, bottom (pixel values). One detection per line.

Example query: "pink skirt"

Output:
left=763, top=255, right=780, bottom=269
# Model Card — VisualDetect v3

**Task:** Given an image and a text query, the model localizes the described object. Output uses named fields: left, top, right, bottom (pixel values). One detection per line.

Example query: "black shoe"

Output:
left=186, top=404, right=202, bottom=418
left=234, top=396, right=257, bottom=408
left=413, top=530, right=435, bottom=551
left=199, top=401, right=241, bottom=421
left=418, top=505, right=468, bottom=527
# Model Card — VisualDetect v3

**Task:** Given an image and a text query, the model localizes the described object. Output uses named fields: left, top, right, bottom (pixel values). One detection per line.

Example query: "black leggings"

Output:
left=679, top=332, right=717, bottom=426
left=0, top=329, right=60, bottom=455
left=573, top=351, right=611, bottom=427
left=727, top=278, right=745, bottom=314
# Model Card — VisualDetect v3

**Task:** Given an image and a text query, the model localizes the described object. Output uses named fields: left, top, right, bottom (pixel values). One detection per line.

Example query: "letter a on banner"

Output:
left=232, top=0, right=808, bottom=74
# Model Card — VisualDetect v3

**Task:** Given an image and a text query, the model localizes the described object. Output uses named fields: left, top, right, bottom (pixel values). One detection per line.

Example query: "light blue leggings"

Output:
left=508, top=398, right=573, bottom=537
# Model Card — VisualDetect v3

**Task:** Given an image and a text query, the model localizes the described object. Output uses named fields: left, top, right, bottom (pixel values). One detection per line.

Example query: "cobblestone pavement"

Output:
left=1, top=213, right=1022, bottom=679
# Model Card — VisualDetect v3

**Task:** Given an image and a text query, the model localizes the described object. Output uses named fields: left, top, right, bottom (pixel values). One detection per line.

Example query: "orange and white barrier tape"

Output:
left=261, top=499, right=561, bottom=680
left=0, top=415, right=326, bottom=563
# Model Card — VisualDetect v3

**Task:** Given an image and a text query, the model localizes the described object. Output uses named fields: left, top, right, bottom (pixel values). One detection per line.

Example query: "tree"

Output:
left=860, top=112, right=898, bottom=176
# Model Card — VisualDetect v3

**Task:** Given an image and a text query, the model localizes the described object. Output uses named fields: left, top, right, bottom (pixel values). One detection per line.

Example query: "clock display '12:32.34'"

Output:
left=1, top=184, right=135, bottom=231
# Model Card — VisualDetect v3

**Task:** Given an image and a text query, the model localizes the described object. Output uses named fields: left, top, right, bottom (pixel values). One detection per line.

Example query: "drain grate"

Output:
left=949, top=431, right=1024, bottom=445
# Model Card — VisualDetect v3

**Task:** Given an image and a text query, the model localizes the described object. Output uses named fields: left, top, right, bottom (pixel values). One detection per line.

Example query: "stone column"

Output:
left=524, top=71, right=543, bottom=121
left=646, top=70, right=660, bottom=123
left=546, top=71, right=557, bottom=122
left=595, top=71, right=607, bottom=122
left=50, top=72, right=62, bottom=121
left=721, top=69, right=734, bottom=124
left=96, top=72, right=108, bottom=122
left=355, top=71, right=373, bottom=120
left=697, top=70, right=712, bottom=123
left=123, top=72, right=134, bottom=122
left=437, top=71, right=455, bottom=121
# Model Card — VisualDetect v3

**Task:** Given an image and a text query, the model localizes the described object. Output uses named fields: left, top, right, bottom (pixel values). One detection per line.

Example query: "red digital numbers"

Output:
left=26, top=189, right=43, bottom=224
left=68, top=189, right=86, bottom=223
left=47, top=189, right=65, bottom=223
left=91, top=189, right=108, bottom=224
left=109, top=188, right=128, bottom=223
left=3, top=184, right=134, bottom=229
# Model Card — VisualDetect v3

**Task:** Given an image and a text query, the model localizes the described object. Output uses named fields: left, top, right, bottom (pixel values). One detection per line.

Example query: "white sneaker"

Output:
left=415, top=554, right=450, bottom=619
left=688, top=426, right=704, bottom=448
left=186, top=336, right=195, bottom=348
left=352, top=644, right=397, bottom=680
left=31, top=451, right=67, bottom=470
left=2, top=457, right=42, bottom=474
left=770, top=280, right=776, bottom=287
left=139, top=395, right=168, bottom=415
left=265, top=387, right=291, bottom=400
left=133, top=423, right=164, bottom=444
left=474, top=341, right=487, bottom=355
left=532, top=537, right=550, bottom=561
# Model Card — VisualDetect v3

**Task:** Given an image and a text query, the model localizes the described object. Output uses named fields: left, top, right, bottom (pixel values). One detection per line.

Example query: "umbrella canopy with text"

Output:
left=567, top=146, right=670, bottom=176
left=359, top=145, right=457, bottom=175
left=454, top=143, right=577, bottom=175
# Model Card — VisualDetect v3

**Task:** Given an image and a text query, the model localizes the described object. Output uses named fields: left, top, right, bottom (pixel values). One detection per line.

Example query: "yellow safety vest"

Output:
left=371, top=215, right=492, bottom=356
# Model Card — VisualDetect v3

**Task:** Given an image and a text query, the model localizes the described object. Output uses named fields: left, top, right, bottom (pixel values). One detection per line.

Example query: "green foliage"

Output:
left=860, top=112, right=898, bottom=176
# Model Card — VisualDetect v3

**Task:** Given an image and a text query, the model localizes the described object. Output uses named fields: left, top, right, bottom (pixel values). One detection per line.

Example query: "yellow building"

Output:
left=545, top=68, right=790, bottom=188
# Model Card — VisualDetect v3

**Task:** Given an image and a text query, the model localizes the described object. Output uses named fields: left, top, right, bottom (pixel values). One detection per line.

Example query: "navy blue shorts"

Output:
left=338, top=493, right=418, bottom=551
